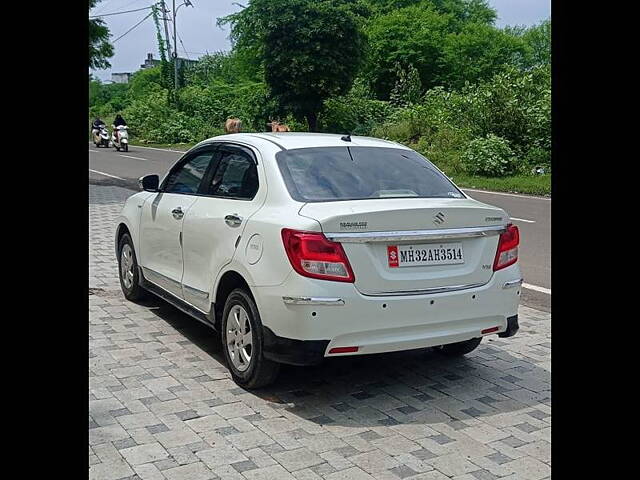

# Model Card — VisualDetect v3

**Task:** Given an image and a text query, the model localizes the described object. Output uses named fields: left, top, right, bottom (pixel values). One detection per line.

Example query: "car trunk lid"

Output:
left=299, top=198, right=508, bottom=295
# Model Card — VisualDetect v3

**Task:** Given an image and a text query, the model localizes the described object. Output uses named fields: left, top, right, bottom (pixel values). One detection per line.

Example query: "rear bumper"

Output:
left=262, top=326, right=329, bottom=366
left=262, top=314, right=519, bottom=367
left=253, top=265, right=522, bottom=364
left=498, top=315, right=519, bottom=338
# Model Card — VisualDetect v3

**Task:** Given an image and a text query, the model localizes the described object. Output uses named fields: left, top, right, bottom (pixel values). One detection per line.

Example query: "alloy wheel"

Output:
left=226, top=305, right=253, bottom=372
left=120, top=244, right=135, bottom=290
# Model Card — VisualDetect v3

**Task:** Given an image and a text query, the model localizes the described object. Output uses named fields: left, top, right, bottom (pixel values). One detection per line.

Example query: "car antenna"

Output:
left=341, top=133, right=351, bottom=142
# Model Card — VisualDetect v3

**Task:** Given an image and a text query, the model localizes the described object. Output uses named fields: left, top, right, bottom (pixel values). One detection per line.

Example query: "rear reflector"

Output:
left=493, top=224, right=519, bottom=271
left=481, top=326, right=500, bottom=335
left=328, top=346, right=359, bottom=354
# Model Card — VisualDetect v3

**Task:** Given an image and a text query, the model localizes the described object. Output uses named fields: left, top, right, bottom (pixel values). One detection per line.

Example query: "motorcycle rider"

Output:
left=112, top=114, right=127, bottom=143
left=92, top=116, right=105, bottom=139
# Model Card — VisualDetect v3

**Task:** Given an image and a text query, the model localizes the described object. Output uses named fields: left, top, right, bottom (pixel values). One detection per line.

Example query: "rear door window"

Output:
left=205, top=148, right=258, bottom=200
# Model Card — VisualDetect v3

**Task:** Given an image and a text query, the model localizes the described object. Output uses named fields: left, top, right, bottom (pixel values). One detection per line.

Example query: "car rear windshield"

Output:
left=275, top=146, right=464, bottom=202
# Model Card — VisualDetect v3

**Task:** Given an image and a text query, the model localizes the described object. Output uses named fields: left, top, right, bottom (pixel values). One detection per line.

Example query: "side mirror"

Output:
left=138, top=174, right=159, bottom=192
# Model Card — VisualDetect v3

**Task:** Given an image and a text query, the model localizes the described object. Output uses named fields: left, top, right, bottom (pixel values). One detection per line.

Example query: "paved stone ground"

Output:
left=89, top=185, right=551, bottom=480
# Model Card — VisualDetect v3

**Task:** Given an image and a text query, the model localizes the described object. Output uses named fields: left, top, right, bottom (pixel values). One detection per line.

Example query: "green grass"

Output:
left=129, top=141, right=197, bottom=151
left=449, top=174, right=551, bottom=196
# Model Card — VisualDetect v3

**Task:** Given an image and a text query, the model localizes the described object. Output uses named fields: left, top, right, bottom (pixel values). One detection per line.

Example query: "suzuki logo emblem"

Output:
left=433, top=212, right=445, bottom=225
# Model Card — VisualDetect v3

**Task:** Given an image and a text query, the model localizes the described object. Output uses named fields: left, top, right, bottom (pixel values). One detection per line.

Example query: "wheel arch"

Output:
left=115, top=221, right=131, bottom=256
left=212, top=267, right=257, bottom=325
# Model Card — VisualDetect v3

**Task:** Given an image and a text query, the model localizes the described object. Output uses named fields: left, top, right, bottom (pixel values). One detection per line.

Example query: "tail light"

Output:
left=493, top=224, right=519, bottom=271
left=281, top=229, right=355, bottom=282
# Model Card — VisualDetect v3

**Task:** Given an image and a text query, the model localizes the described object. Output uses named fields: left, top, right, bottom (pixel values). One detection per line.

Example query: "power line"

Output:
left=90, top=5, right=153, bottom=19
left=177, top=32, right=190, bottom=59
left=112, top=11, right=154, bottom=43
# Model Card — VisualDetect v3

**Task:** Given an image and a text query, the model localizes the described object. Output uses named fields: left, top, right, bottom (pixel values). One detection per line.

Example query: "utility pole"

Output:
left=173, top=0, right=178, bottom=91
left=171, top=0, right=193, bottom=92
left=160, top=1, right=172, bottom=60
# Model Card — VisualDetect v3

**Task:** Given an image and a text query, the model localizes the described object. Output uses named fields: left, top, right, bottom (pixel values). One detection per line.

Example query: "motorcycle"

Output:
left=112, top=125, right=129, bottom=152
left=93, top=125, right=110, bottom=148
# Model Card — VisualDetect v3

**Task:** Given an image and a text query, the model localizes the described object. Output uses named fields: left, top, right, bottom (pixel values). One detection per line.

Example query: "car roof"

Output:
left=198, top=132, right=410, bottom=151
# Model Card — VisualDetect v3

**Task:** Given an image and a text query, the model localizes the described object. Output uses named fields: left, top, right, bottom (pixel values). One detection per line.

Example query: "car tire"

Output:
left=117, top=233, right=147, bottom=301
left=124, top=144, right=128, bottom=152
left=221, top=288, right=280, bottom=389
left=437, top=337, right=482, bottom=356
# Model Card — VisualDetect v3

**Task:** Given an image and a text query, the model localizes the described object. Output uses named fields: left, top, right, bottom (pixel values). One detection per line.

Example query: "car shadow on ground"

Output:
left=138, top=294, right=551, bottom=428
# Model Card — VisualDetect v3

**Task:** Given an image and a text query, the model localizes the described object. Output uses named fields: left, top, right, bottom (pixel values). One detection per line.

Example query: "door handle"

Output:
left=225, top=214, right=243, bottom=227
left=171, top=207, right=184, bottom=219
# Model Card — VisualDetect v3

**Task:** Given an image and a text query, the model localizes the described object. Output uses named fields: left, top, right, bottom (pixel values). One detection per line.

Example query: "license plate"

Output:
left=387, top=243, right=464, bottom=268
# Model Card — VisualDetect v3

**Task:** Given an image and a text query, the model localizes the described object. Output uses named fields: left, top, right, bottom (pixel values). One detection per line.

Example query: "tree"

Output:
left=522, top=19, right=551, bottom=67
left=219, top=0, right=367, bottom=131
left=390, top=63, right=422, bottom=106
left=363, top=5, right=453, bottom=99
left=89, top=0, right=114, bottom=69
left=364, top=0, right=496, bottom=25
left=441, top=22, right=527, bottom=89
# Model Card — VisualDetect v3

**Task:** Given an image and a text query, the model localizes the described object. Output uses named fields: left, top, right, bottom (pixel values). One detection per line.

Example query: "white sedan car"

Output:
left=116, top=133, right=522, bottom=388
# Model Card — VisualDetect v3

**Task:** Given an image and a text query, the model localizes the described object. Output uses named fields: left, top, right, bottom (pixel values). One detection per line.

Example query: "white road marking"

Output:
left=522, top=283, right=551, bottom=295
left=89, top=149, right=105, bottom=153
left=464, top=188, right=551, bottom=201
left=511, top=217, right=536, bottom=223
left=119, top=154, right=148, bottom=161
left=89, top=169, right=126, bottom=180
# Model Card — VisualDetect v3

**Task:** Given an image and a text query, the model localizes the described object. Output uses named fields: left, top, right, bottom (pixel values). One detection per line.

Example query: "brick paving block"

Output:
left=515, top=440, right=551, bottom=464
left=323, top=467, right=376, bottom=480
left=297, top=432, right=347, bottom=454
left=427, top=452, right=480, bottom=477
left=272, top=447, right=324, bottom=472
left=196, top=445, right=248, bottom=469
left=242, top=464, right=296, bottom=480
left=89, top=458, right=135, bottom=480
left=113, top=406, right=157, bottom=426
left=502, top=456, right=550, bottom=480
left=133, top=463, right=166, bottom=480
left=291, top=468, right=324, bottom=480
left=214, top=402, right=257, bottom=420
left=155, top=428, right=203, bottom=449
left=121, top=442, right=170, bottom=466
left=349, top=450, right=400, bottom=473
left=162, top=462, right=216, bottom=480
left=168, top=445, right=201, bottom=465
left=90, top=424, right=131, bottom=446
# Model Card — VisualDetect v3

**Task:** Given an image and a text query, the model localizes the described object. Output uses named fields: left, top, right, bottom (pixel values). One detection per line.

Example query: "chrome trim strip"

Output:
left=142, top=266, right=182, bottom=292
left=141, top=267, right=211, bottom=314
left=183, top=284, right=210, bottom=301
left=141, top=267, right=210, bottom=315
left=282, top=296, right=345, bottom=306
left=325, top=225, right=506, bottom=243
left=503, top=278, right=524, bottom=289
left=360, top=281, right=488, bottom=297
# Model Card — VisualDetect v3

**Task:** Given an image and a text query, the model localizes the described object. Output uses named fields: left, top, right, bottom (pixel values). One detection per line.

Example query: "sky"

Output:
left=90, top=0, right=551, bottom=82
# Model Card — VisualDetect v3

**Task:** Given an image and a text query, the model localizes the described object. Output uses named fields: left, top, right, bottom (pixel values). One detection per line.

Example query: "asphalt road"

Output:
left=89, top=144, right=551, bottom=311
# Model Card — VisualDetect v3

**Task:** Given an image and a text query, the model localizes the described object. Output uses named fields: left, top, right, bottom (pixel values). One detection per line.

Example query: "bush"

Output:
left=319, top=79, right=395, bottom=135
left=178, top=81, right=276, bottom=133
left=414, top=126, right=472, bottom=174
left=461, top=135, right=517, bottom=177
left=523, top=146, right=551, bottom=171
